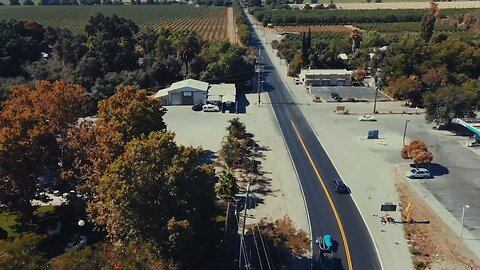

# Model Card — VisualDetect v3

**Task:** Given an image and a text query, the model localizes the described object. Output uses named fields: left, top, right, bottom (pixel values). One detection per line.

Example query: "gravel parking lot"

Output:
left=310, top=86, right=391, bottom=102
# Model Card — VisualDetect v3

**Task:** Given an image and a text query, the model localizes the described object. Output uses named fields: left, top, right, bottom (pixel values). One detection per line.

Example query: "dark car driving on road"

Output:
left=333, top=179, right=349, bottom=194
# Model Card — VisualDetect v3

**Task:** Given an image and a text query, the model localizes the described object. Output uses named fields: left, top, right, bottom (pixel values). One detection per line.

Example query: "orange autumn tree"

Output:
left=0, top=80, right=85, bottom=221
left=401, top=139, right=433, bottom=165
left=65, top=85, right=167, bottom=192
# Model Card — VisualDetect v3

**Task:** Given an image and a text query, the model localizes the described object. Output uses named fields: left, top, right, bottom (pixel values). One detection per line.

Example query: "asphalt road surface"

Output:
left=247, top=17, right=382, bottom=270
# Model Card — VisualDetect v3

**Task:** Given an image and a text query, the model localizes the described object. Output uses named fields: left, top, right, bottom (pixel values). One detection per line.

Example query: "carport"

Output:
left=309, top=86, right=391, bottom=102
left=207, top=83, right=237, bottom=113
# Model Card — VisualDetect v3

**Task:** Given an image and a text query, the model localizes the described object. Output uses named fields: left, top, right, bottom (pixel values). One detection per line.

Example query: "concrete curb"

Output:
left=408, top=176, right=480, bottom=261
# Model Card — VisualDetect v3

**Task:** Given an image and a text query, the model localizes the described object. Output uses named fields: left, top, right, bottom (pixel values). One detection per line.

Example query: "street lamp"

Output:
left=402, top=120, right=410, bottom=146
left=460, top=205, right=470, bottom=239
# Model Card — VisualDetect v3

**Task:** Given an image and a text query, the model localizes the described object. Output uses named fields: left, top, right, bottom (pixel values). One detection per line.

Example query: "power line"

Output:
left=250, top=224, right=264, bottom=270
left=239, top=182, right=252, bottom=270
left=256, top=224, right=272, bottom=270
left=236, top=207, right=251, bottom=270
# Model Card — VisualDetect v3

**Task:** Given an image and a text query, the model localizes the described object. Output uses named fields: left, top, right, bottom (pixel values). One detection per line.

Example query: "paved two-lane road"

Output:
left=246, top=14, right=382, bottom=270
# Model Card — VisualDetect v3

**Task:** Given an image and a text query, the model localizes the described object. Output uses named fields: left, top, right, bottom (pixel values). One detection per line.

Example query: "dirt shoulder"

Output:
left=394, top=164, right=480, bottom=270
left=227, top=7, right=237, bottom=44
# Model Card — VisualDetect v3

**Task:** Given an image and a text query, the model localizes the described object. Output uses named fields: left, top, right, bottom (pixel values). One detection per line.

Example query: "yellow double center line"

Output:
left=291, top=120, right=353, bottom=270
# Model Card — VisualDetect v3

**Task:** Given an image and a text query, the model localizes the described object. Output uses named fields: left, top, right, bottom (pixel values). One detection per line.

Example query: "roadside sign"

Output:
left=381, top=202, right=397, bottom=212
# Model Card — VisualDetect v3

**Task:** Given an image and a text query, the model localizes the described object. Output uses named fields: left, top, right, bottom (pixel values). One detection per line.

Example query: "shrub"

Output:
left=401, top=139, right=433, bottom=164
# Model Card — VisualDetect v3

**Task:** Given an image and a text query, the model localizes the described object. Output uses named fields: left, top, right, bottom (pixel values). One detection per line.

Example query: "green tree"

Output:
left=172, top=30, right=202, bottom=76
left=44, top=27, right=87, bottom=66
left=420, top=2, right=438, bottom=43
left=84, top=14, right=139, bottom=73
left=50, top=240, right=176, bottom=270
left=0, top=20, right=46, bottom=76
left=423, top=85, right=478, bottom=124
left=154, top=35, right=175, bottom=62
left=227, top=117, right=247, bottom=140
left=381, top=33, right=431, bottom=78
left=91, top=131, right=217, bottom=266
left=214, top=170, right=239, bottom=231
left=362, top=31, right=387, bottom=48
left=0, top=233, right=46, bottom=269
left=200, top=40, right=254, bottom=83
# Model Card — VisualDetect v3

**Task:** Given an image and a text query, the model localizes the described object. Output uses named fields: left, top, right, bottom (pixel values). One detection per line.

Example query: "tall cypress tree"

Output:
left=301, top=32, right=308, bottom=66
left=421, top=2, right=438, bottom=43
left=307, top=27, right=312, bottom=51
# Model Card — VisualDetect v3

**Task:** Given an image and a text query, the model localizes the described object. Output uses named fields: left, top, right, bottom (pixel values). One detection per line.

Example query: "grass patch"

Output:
left=0, top=211, right=20, bottom=237
left=0, top=206, right=57, bottom=238
left=215, top=214, right=226, bottom=223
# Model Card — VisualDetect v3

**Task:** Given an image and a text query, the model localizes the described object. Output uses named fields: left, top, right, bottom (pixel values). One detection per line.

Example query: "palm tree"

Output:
left=172, top=30, right=202, bottom=76
left=349, top=30, right=362, bottom=55
left=227, top=117, right=247, bottom=140
left=214, top=170, right=239, bottom=232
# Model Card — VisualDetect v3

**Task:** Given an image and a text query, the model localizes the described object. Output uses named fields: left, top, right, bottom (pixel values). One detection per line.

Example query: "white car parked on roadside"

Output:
left=202, top=104, right=220, bottom=112
left=358, top=115, right=377, bottom=122
left=405, top=168, right=431, bottom=179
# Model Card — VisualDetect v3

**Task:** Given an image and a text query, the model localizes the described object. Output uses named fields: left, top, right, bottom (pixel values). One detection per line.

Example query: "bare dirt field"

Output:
left=336, top=1, right=480, bottom=9
left=276, top=25, right=357, bottom=33
left=394, top=165, right=480, bottom=270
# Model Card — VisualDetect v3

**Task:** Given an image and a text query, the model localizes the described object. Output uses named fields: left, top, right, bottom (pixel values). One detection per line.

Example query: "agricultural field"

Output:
left=335, top=1, right=480, bottom=9
left=0, top=5, right=235, bottom=41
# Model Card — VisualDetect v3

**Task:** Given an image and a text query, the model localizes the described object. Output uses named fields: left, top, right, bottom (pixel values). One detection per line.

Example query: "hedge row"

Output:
left=251, top=7, right=475, bottom=25
left=233, top=0, right=250, bottom=45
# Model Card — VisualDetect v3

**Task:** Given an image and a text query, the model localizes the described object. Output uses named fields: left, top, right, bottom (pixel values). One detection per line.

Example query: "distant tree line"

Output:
left=196, top=0, right=232, bottom=7
left=250, top=7, right=475, bottom=25
left=233, top=0, right=251, bottom=46
left=8, top=0, right=192, bottom=5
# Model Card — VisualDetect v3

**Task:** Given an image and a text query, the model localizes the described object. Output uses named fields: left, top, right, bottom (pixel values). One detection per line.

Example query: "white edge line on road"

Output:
left=258, top=26, right=384, bottom=268
left=253, top=23, right=313, bottom=258
left=307, top=123, right=385, bottom=270
left=262, top=86, right=314, bottom=260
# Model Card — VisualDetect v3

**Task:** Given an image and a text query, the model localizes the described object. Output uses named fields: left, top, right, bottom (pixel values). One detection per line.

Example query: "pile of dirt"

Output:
left=394, top=164, right=480, bottom=270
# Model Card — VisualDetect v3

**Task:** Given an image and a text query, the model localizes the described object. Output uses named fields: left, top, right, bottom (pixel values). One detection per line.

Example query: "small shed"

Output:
left=154, top=79, right=208, bottom=105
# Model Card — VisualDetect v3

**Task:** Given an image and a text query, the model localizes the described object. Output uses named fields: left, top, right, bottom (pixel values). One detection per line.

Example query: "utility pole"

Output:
left=239, top=181, right=251, bottom=269
left=255, top=47, right=263, bottom=106
left=239, top=140, right=258, bottom=269
left=402, top=120, right=410, bottom=146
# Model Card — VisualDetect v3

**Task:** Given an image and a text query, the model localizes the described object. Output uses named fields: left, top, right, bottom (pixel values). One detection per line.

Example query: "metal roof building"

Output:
left=154, top=79, right=209, bottom=105
left=207, top=83, right=236, bottom=104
